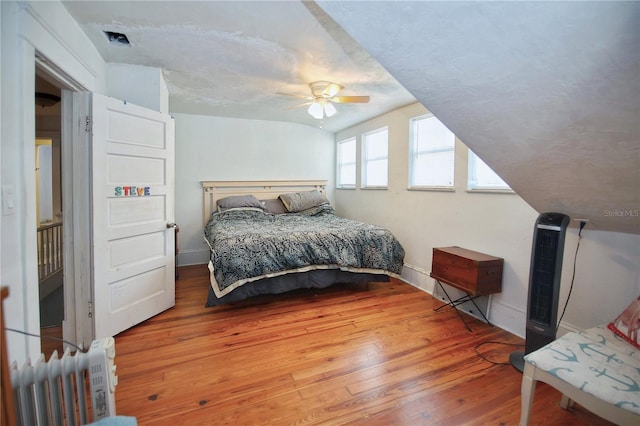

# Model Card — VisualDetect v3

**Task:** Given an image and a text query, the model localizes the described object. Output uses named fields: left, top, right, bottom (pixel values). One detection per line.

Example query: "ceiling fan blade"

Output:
left=284, top=102, right=313, bottom=110
left=330, top=95, right=370, bottom=103
left=276, top=91, right=313, bottom=100
left=322, top=83, right=344, bottom=98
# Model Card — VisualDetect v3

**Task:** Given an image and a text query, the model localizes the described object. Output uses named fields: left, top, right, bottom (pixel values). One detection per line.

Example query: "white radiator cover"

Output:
left=10, top=337, right=117, bottom=425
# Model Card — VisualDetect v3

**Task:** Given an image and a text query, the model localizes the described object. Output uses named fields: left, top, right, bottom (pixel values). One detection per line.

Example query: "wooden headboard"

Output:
left=202, top=180, right=327, bottom=224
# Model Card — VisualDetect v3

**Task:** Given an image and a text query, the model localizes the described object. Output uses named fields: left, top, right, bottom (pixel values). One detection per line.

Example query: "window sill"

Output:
left=361, top=186, right=388, bottom=190
left=408, top=186, right=455, bottom=193
left=466, top=188, right=515, bottom=194
left=336, top=186, right=356, bottom=190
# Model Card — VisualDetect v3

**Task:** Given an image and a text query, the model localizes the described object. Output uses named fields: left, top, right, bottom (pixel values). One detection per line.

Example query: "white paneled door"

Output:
left=88, top=93, right=175, bottom=339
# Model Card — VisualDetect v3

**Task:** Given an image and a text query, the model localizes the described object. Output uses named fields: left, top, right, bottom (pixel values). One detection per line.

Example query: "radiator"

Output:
left=10, top=337, right=118, bottom=425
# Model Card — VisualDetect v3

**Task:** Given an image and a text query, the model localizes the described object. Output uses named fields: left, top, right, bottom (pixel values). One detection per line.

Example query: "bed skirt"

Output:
left=205, top=269, right=390, bottom=307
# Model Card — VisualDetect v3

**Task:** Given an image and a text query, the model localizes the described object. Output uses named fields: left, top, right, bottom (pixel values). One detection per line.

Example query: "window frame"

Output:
left=361, top=126, right=389, bottom=189
left=336, top=136, right=357, bottom=189
left=408, top=113, right=456, bottom=191
left=467, top=149, right=514, bottom=193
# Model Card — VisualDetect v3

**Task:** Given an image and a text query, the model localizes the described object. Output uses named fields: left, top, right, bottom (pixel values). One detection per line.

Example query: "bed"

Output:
left=202, top=180, right=405, bottom=307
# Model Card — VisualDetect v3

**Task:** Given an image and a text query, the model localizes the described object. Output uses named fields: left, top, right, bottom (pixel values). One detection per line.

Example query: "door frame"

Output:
left=64, top=89, right=93, bottom=348
left=4, top=2, right=105, bottom=360
left=36, top=57, right=93, bottom=349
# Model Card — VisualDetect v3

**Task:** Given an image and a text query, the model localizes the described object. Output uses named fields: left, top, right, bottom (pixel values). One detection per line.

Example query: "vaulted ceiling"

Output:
left=318, top=1, right=639, bottom=234
left=61, top=1, right=639, bottom=234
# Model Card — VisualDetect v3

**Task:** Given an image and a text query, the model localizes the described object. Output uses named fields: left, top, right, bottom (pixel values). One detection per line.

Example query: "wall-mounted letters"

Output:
left=114, top=186, right=151, bottom=197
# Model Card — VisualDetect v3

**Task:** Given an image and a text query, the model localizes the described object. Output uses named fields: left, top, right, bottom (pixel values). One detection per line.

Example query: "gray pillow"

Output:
left=261, top=198, right=288, bottom=214
left=279, top=190, right=329, bottom=213
left=217, top=195, right=264, bottom=212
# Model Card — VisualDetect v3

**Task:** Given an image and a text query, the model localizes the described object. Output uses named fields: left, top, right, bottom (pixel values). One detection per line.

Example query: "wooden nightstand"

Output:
left=430, top=246, right=503, bottom=331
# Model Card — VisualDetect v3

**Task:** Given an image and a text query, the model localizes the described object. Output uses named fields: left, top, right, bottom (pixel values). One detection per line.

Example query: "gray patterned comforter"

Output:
left=204, top=205, right=405, bottom=297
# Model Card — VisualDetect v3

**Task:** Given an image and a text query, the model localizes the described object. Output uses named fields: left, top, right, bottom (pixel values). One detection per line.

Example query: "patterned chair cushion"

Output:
left=524, top=325, right=640, bottom=415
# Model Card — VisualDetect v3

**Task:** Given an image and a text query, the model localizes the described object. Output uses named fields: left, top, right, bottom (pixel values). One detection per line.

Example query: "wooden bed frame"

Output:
left=202, top=180, right=327, bottom=224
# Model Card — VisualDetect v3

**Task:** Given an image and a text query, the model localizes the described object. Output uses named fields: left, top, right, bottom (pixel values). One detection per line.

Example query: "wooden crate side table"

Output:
left=430, top=246, right=503, bottom=331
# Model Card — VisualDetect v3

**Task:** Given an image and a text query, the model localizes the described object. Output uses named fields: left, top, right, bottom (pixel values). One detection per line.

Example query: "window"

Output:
left=409, top=114, right=456, bottom=188
left=336, top=137, right=356, bottom=188
left=467, top=150, right=512, bottom=191
left=361, top=127, right=388, bottom=188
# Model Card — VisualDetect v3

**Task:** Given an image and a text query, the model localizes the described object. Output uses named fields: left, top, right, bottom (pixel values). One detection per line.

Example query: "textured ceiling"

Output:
left=60, top=1, right=639, bottom=234
left=319, top=1, right=640, bottom=234
left=61, top=0, right=416, bottom=133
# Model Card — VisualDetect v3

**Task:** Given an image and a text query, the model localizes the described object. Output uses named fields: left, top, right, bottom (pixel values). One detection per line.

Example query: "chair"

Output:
left=519, top=325, right=639, bottom=425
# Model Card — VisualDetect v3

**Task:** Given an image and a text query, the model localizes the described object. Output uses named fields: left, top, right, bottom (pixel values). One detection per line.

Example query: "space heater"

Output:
left=510, top=212, right=570, bottom=372
left=10, top=337, right=118, bottom=425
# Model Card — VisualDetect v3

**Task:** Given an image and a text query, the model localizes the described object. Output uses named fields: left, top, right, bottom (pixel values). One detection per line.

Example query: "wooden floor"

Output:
left=105, top=265, right=613, bottom=425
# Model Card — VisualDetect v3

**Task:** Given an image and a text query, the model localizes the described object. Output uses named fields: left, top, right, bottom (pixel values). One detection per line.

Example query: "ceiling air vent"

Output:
left=104, top=31, right=130, bottom=46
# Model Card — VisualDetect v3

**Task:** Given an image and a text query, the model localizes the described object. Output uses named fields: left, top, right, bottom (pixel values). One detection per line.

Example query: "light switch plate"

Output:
left=2, top=185, right=16, bottom=215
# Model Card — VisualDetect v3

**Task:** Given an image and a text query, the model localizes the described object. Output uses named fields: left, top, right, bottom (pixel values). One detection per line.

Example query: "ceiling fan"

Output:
left=277, top=81, right=370, bottom=119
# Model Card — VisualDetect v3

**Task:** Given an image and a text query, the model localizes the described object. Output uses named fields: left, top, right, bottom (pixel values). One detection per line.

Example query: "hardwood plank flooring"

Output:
left=108, top=265, right=613, bottom=425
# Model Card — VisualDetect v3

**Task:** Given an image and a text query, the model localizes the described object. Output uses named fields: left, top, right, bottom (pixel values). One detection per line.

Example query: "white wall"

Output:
left=334, top=102, right=640, bottom=337
left=173, top=113, right=335, bottom=266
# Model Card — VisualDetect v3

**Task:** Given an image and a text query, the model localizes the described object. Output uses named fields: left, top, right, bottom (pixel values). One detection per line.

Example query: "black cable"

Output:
left=555, top=221, right=586, bottom=334
left=474, top=340, right=524, bottom=365
left=5, top=327, right=85, bottom=352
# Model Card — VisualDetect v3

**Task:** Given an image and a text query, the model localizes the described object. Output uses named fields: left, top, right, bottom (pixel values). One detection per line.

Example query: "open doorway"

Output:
left=35, top=72, right=64, bottom=356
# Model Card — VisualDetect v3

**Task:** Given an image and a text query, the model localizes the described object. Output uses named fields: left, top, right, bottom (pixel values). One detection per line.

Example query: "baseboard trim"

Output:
left=401, top=263, right=527, bottom=337
left=177, top=249, right=209, bottom=266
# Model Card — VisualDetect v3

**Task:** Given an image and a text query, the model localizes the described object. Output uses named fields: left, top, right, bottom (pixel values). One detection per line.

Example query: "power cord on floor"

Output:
left=474, top=340, right=524, bottom=365
left=5, top=327, right=84, bottom=352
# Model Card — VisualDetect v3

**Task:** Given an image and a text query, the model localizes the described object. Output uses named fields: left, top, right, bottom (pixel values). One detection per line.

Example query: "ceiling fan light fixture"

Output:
left=324, top=102, right=337, bottom=117
left=281, top=80, right=369, bottom=119
left=308, top=102, right=324, bottom=119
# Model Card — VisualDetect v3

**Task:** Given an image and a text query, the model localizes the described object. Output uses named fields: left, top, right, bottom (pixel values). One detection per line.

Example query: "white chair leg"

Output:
left=560, top=394, right=575, bottom=409
left=520, top=363, right=537, bottom=426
